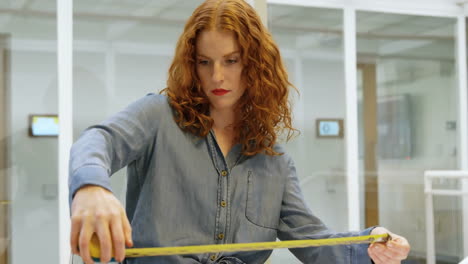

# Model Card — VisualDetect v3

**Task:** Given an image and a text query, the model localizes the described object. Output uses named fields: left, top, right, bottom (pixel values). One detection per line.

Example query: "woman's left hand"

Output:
left=368, top=227, right=411, bottom=264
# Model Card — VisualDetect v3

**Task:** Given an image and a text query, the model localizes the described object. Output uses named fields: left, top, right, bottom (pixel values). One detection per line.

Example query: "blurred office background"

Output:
left=0, top=0, right=467, bottom=263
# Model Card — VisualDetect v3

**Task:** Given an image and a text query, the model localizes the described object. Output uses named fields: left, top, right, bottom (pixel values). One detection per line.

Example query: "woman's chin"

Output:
left=209, top=102, right=236, bottom=112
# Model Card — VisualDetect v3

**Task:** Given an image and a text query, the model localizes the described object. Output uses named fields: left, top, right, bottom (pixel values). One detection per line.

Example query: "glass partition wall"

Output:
left=71, top=1, right=203, bottom=263
left=73, top=0, right=202, bottom=202
left=268, top=5, right=347, bottom=263
left=1, top=1, right=465, bottom=264
left=268, top=4, right=466, bottom=263
left=66, top=3, right=468, bottom=264
left=356, top=12, right=463, bottom=263
left=0, top=1, right=59, bottom=264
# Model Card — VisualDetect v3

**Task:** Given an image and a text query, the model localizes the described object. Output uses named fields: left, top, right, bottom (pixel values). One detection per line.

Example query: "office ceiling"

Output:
left=0, top=0, right=457, bottom=60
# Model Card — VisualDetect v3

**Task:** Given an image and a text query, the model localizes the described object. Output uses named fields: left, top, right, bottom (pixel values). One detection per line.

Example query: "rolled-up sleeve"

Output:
left=277, top=156, right=375, bottom=263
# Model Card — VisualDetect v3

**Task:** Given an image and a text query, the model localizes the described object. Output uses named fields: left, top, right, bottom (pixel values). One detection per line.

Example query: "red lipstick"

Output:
left=212, top=89, right=230, bottom=96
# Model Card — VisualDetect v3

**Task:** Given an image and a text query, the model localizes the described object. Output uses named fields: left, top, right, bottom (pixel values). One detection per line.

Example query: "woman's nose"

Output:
left=212, top=63, right=224, bottom=83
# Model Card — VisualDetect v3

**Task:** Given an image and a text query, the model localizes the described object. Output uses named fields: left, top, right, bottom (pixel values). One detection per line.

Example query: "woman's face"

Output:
left=195, top=30, right=245, bottom=112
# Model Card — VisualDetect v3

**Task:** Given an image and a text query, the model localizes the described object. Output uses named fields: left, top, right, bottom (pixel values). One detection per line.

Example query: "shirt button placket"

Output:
left=218, top=169, right=228, bottom=245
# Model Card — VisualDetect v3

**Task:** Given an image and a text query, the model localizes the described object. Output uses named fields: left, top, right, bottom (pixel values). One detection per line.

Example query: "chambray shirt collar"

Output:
left=207, top=130, right=243, bottom=171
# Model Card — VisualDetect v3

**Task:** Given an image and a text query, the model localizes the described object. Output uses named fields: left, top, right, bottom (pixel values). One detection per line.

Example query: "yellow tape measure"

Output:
left=90, top=233, right=390, bottom=259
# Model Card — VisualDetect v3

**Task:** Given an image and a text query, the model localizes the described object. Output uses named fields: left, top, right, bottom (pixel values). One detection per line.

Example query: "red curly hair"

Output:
left=161, top=0, right=297, bottom=156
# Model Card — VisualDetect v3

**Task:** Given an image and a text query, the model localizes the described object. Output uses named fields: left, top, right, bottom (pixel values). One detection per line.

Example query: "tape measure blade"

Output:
left=122, top=234, right=390, bottom=258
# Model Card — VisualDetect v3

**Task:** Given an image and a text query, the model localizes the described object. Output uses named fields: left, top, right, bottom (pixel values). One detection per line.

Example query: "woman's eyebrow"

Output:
left=196, top=51, right=240, bottom=59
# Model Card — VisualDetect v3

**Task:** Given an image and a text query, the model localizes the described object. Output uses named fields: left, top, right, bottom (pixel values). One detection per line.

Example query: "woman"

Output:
left=69, top=0, right=410, bottom=263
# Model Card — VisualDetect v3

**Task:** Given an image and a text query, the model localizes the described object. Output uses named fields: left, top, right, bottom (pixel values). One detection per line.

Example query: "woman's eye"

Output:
left=198, top=60, right=209, bottom=65
left=226, top=59, right=238, bottom=64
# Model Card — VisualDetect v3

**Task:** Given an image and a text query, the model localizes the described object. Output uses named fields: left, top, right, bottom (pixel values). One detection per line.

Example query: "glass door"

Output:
left=356, top=11, right=463, bottom=263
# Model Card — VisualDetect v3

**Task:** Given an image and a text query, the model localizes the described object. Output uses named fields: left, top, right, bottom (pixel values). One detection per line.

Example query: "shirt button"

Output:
left=221, top=170, right=228, bottom=176
left=218, top=233, right=224, bottom=240
left=220, top=200, right=227, bottom=207
left=210, top=255, right=216, bottom=261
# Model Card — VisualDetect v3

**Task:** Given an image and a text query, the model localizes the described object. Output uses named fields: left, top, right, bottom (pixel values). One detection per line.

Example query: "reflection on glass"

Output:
left=268, top=4, right=345, bottom=263
left=356, top=11, right=462, bottom=263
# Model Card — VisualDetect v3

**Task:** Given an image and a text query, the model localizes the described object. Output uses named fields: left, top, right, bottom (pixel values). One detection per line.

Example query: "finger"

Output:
left=368, top=247, right=386, bottom=264
left=122, top=211, right=133, bottom=248
left=78, top=222, right=95, bottom=264
left=70, top=214, right=82, bottom=255
left=110, top=217, right=126, bottom=262
left=95, top=221, right=113, bottom=264
left=378, top=245, right=401, bottom=261
left=388, top=236, right=410, bottom=253
left=370, top=243, right=389, bottom=260
left=368, top=246, right=397, bottom=264
left=390, top=236, right=409, bottom=247
left=370, top=243, right=398, bottom=263
left=387, top=240, right=410, bottom=259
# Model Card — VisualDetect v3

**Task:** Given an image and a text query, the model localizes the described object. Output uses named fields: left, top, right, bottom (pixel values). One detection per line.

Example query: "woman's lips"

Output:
left=212, top=89, right=230, bottom=96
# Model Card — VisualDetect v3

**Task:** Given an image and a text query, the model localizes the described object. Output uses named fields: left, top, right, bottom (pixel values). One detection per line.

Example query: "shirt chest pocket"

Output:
left=245, top=170, right=284, bottom=229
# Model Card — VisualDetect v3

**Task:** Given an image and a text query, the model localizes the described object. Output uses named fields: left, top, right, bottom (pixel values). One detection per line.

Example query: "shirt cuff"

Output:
left=352, top=226, right=379, bottom=264
left=69, top=165, right=113, bottom=207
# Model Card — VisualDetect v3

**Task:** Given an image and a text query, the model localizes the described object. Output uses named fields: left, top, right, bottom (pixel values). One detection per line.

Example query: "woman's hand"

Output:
left=70, top=185, right=133, bottom=264
left=368, top=227, right=410, bottom=264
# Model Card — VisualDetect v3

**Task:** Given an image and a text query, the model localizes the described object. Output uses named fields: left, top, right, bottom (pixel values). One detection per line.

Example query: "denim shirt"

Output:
left=69, top=94, right=374, bottom=264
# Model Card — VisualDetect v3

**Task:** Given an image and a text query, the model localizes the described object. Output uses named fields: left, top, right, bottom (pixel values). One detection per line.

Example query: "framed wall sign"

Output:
left=316, top=118, right=344, bottom=138
left=29, top=114, right=59, bottom=137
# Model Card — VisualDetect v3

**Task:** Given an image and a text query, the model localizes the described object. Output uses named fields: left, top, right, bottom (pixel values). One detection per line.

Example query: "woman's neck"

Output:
left=210, top=107, right=236, bottom=131
left=210, top=107, right=238, bottom=157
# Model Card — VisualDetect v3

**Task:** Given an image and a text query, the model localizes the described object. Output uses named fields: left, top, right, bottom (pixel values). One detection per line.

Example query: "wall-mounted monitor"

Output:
left=316, top=119, right=344, bottom=138
left=29, top=115, right=59, bottom=137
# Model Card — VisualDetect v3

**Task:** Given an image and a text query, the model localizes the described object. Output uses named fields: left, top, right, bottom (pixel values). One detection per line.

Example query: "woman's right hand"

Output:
left=70, top=185, right=133, bottom=264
